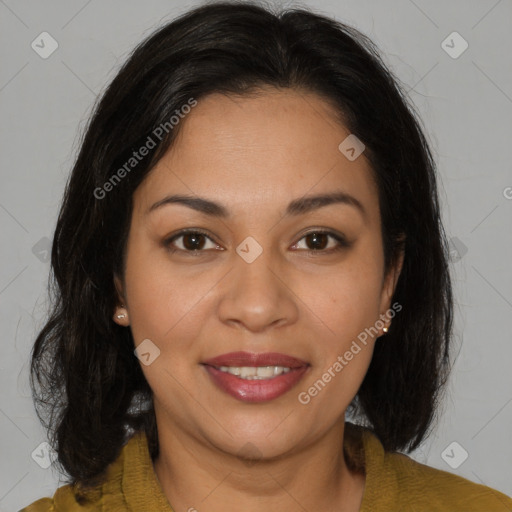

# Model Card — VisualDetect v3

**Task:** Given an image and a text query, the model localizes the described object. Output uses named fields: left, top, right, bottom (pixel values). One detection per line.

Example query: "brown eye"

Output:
left=304, top=232, right=329, bottom=250
left=181, top=232, right=207, bottom=250
left=291, top=230, right=350, bottom=254
left=165, top=229, right=220, bottom=254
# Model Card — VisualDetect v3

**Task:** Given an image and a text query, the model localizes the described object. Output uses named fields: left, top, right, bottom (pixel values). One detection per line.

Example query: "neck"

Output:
left=152, top=415, right=365, bottom=512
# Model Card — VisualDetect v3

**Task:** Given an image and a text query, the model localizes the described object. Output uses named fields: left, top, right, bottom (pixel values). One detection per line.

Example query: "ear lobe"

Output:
left=113, top=306, right=129, bottom=326
left=113, top=274, right=129, bottom=326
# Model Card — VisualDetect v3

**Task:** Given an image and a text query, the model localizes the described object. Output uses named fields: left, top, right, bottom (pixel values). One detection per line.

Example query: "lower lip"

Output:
left=203, top=365, right=310, bottom=403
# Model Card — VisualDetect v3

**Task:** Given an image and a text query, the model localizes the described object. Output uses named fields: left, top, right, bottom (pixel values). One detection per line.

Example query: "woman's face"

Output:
left=115, top=87, right=402, bottom=460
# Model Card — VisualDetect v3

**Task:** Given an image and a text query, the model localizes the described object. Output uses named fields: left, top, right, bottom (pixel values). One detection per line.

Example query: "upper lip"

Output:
left=202, top=351, right=309, bottom=368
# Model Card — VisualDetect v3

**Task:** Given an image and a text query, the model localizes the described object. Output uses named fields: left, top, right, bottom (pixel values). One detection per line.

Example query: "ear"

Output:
left=114, top=274, right=126, bottom=306
left=379, top=239, right=405, bottom=315
left=113, top=274, right=130, bottom=326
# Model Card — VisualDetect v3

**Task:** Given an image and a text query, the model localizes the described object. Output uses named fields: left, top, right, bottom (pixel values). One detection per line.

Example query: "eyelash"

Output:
left=163, top=228, right=350, bottom=256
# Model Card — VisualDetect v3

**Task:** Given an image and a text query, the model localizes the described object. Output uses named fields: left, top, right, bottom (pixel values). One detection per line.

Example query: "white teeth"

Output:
left=217, top=366, right=292, bottom=379
left=240, top=366, right=256, bottom=378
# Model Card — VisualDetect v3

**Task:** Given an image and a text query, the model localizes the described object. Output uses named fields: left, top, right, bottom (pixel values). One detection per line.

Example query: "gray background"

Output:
left=1, top=0, right=511, bottom=509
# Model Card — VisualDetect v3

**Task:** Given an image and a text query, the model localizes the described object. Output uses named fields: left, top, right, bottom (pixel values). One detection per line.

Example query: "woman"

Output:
left=21, top=1, right=512, bottom=511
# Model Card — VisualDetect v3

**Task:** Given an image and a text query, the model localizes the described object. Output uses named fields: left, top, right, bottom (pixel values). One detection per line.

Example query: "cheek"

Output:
left=295, top=268, right=380, bottom=417
left=300, top=250, right=384, bottom=344
left=126, top=266, right=207, bottom=346
left=122, top=234, right=186, bottom=341
left=293, top=244, right=383, bottom=403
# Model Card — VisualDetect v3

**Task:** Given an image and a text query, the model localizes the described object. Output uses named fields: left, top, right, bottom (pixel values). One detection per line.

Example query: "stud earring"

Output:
left=114, top=305, right=128, bottom=322
left=382, top=324, right=389, bottom=334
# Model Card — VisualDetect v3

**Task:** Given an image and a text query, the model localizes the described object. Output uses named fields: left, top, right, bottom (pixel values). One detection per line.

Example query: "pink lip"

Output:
left=201, top=351, right=310, bottom=403
left=202, top=351, right=309, bottom=368
left=203, top=365, right=310, bottom=402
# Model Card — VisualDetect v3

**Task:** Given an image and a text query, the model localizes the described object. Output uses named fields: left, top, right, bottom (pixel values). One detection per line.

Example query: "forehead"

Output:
left=134, top=88, right=380, bottom=224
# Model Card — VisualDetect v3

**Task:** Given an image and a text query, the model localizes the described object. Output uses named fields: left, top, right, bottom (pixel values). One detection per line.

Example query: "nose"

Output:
left=216, top=247, right=299, bottom=334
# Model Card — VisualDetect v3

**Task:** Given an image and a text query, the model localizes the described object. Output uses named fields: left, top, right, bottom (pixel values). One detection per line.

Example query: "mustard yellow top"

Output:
left=20, top=423, right=512, bottom=511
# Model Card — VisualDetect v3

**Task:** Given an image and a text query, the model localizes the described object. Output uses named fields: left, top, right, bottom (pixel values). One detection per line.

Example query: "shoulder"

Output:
left=19, top=430, right=171, bottom=511
left=18, top=497, right=54, bottom=512
left=383, top=449, right=512, bottom=510
left=18, top=482, right=103, bottom=512
left=347, top=422, right=512, bottom=511
left=18, top=432, right=137, bottom=512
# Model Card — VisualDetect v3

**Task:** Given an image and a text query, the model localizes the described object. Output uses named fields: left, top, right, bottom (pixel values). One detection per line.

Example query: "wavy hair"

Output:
left=30, top=0, right=453, bottom=494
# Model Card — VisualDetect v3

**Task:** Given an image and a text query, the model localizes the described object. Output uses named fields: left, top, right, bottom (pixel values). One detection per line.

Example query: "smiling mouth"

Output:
left=201, top=364, right=310, bottom=403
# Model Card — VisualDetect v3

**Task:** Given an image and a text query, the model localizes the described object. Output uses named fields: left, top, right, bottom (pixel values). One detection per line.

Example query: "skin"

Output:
left=114, top=87, right=404, bottom=512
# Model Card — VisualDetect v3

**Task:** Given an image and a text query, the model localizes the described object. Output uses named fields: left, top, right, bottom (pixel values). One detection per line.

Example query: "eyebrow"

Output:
left=147, top=191, right=367, bottom=221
